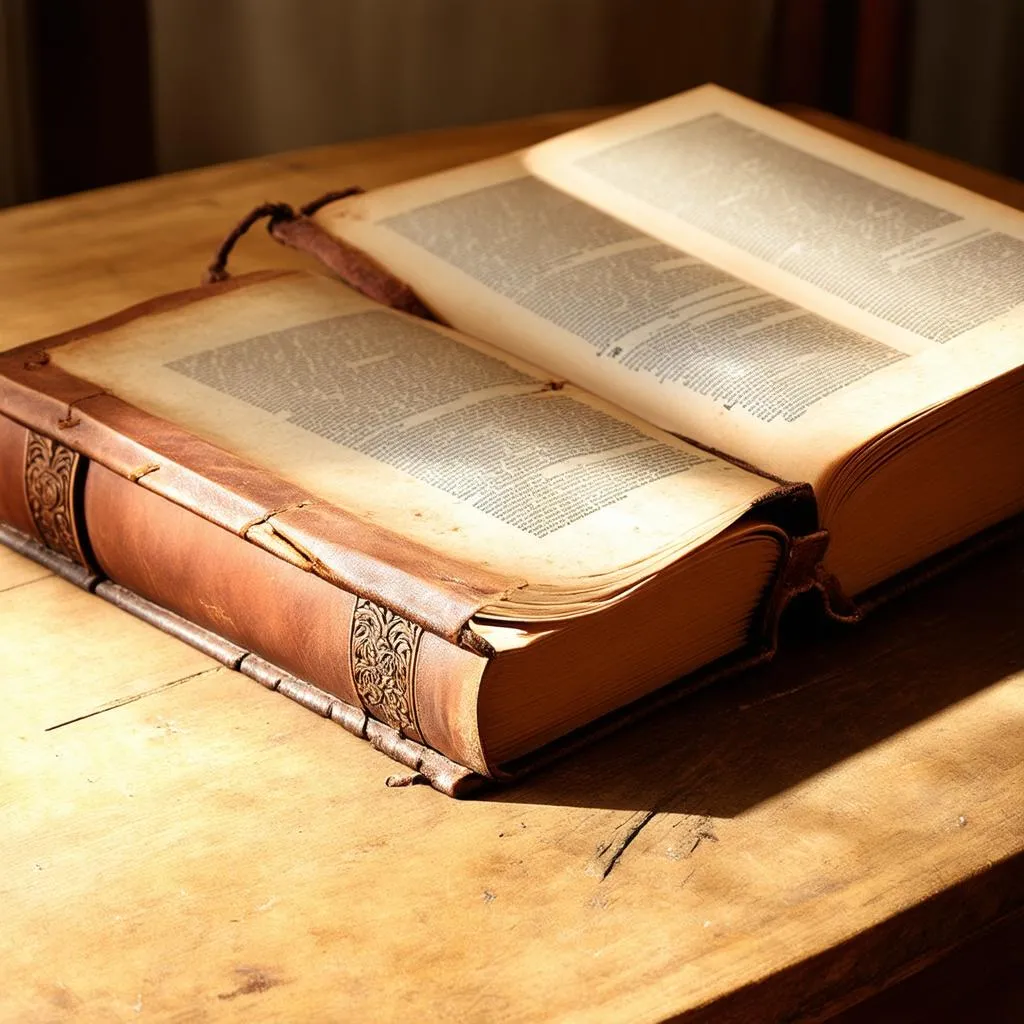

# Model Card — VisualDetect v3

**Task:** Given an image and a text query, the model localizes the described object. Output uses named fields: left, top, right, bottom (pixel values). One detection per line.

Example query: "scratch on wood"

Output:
left=590, top=809, right=658, bottom=881
left=664, top=815, right=720, bottom=864
left=689, top=822, right=719, bottom=855
left=737, top=679, right=826, bottom=711
left=216, top=967, right=283, bottom=1001
left=44, top=668, right=219, bottom=731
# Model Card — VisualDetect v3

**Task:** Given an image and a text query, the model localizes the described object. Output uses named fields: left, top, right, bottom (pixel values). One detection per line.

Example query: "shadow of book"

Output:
left=491, top=535, right=1024, bottom=816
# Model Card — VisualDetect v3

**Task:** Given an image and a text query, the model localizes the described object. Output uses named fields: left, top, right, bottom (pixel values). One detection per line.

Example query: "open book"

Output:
left=1, top=87, right=1021, bottom=794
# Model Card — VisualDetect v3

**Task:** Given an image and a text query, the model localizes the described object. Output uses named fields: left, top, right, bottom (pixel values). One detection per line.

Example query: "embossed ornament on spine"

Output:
left=24, top=431, right=90, bottom=566
left=350, top=597, right=423, bottom=738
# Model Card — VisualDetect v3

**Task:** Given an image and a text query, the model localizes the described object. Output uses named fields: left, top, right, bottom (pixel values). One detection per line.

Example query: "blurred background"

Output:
left=0, top=0, right=1020, bottom=208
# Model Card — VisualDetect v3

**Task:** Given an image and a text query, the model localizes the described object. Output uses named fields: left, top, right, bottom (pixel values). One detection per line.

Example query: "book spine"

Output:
left=0, top=412, right=490, bottom=795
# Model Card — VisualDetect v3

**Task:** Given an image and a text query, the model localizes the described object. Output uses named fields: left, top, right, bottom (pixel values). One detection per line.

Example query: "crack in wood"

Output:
left=44, top=667, right=220, bottom=732
left=688, top=822, right=719, bottom=855
left=588, top=811, right=721, bottom=881
left=591, top=809, right=658, bottom=881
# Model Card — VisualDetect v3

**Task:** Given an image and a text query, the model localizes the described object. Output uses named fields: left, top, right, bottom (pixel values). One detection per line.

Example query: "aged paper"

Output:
left=51, top=274, right=778, bottom=617
left=320, top=88, right=1024, bottom=492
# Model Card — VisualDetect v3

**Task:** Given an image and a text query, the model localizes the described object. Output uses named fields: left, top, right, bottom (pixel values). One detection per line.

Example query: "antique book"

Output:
left=1, top=86, right=1022, bottom=795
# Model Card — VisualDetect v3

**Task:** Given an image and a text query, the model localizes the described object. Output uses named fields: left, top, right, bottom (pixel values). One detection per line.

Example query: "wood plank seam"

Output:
left=43, top=665, right=221, bottom=732
left=0, top=571, right=53, bottom=594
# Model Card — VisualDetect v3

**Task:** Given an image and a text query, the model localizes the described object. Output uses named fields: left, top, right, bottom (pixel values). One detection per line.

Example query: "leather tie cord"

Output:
left=202, top=188, right=365, bottom=286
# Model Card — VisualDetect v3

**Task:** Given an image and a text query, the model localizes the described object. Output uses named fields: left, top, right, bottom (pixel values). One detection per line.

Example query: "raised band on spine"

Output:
left=349, top=596, right=424, bottom=742
left=23, top=431, right=92, bottom=567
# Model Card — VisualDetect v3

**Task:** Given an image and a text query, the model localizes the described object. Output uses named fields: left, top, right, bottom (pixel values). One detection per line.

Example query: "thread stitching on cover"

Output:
left=349, top=597, right=423, bottom=737
left=22, top=350, right=49, bottom=370
left=129, top=463, right=160, bottom=483
left=239, top=500, right=313, bottom=537
left=54, top=390, right=110, bottom=431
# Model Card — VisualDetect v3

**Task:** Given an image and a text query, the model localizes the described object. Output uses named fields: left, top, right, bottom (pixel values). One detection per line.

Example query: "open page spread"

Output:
left=50, top=274, right=781, bottom=620
left=317, top=86, right=1024, bottom=490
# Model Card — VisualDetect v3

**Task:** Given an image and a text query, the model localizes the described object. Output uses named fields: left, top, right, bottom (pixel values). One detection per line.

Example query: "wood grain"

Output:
left=0, top=110, right=1022, bottom=1023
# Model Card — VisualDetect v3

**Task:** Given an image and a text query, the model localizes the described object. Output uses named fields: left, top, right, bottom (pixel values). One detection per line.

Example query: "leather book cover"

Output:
left=0, top=274, right=826, bottom=795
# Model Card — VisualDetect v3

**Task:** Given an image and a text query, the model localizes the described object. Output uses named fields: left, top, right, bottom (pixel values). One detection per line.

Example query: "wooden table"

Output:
left=1, top=109, right=1022, bottom=1023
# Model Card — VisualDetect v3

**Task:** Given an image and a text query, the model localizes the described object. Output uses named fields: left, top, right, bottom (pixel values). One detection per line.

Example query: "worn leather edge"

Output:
left=746, top=480, right=819, bottom=538
left=96, top=579, right=252, bottom=668
left=6, top=270, right=297, bottom=358
left=0, top=353, right=516, bottom=645
left=0, top=519, right=485, bottom=798
left=241, top=652, right=484, bottom=798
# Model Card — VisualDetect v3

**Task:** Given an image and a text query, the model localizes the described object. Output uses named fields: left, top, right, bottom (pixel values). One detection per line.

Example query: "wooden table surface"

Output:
left=1, top=109, right=1022, bottom=1023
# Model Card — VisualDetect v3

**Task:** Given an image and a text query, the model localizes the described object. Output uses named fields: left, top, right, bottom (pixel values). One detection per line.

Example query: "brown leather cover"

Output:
left=2, top=392, right=1013, bottom=794
left=0, top=413, right=35, bottom=536
left=0, top=402, right=494, bottom=777
left=0, top=516, right=484, bottom=796
left=0, top=275, right=832, bottom=795
left=83, top=461, right=494, bottom=773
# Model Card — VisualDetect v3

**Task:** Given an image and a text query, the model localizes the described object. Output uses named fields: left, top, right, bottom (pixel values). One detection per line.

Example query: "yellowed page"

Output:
left=51, top=273, right=778, bottom=618
left=524, top=84, right=1024, bottom=479
left=318, top=87, right=1024, bottom=490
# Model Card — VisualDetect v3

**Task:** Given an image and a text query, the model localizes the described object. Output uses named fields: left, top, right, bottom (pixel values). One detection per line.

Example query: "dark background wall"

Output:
left=149, top=0, right=775, bottom=174
left=0, top=0, right=1020, bottom=208
left=906, top=0, right=1023, bottom=177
